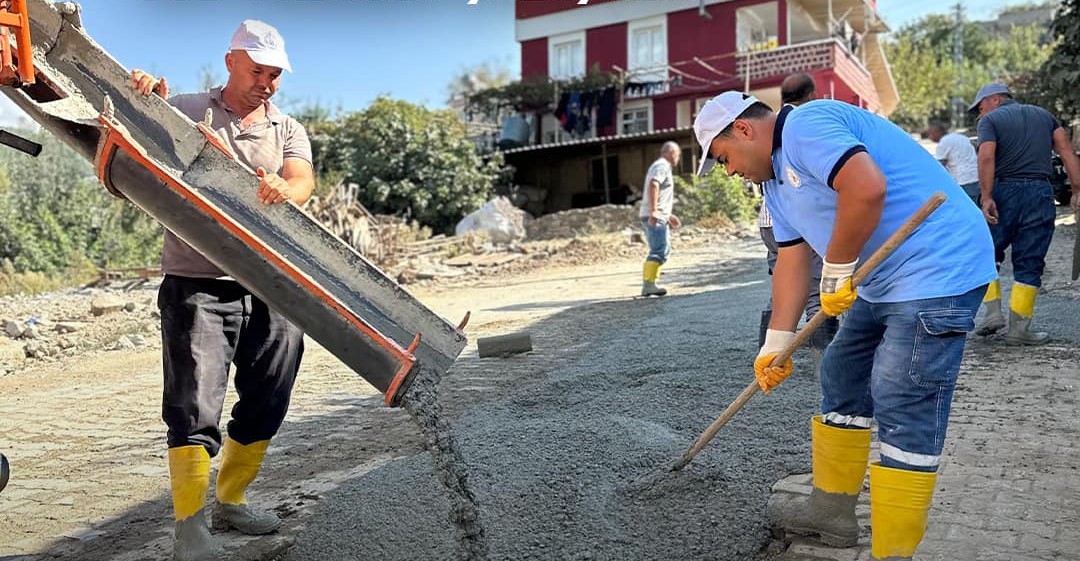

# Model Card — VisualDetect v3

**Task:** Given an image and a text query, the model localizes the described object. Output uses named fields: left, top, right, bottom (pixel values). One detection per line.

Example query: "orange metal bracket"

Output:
left=0, top=0, right=34, bottom=87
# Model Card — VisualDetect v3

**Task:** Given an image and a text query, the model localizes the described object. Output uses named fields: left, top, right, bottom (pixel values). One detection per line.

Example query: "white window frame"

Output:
left=627, top=15, right=668, bottom=84
left=548, top=30, right=586, bottom=80
left=676, top=99, right=692, bottom=129
left=620, top=99, right=652, bottom=134
left=736, top=2, right=779, bottom=51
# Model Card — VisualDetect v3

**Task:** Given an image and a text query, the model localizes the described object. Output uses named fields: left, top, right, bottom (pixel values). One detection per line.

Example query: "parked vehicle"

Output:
left=1050, top=152, right=1076, bottom=206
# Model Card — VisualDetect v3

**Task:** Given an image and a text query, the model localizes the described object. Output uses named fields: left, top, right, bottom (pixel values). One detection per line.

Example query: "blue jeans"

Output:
left=960, top=181, right=980, bottom=206
left=819, top=285, right=985, bottom=472
left=989, top=179, right=1056, bottom=287
left=760, top=226, right=824, bottom=319
left=641, top=218, right=670, bottom=264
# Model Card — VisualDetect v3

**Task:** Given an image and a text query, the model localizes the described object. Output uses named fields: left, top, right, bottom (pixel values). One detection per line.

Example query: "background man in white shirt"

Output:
left=925, top=120, right=980, bottom=204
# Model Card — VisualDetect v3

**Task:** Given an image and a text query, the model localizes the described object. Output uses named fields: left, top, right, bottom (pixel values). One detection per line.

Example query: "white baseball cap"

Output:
left=693, top=91, right=760, bottom=176
left=229, top=19, right=292, bottom=73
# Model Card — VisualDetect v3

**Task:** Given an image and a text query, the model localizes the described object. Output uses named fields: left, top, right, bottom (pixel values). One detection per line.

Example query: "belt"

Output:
left=996, top=176, right=1049, bottom=181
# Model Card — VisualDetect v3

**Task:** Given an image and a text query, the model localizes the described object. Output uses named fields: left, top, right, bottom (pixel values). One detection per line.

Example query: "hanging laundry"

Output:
left=596, top=86, right=617, bottom=128
left=561, top=91, right=581, bottom=133
left=554, top=92, right=570, bottom=124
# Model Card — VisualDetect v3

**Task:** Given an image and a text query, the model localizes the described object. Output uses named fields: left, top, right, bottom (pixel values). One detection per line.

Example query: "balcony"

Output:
left=735, top=37, right=869, bottom=85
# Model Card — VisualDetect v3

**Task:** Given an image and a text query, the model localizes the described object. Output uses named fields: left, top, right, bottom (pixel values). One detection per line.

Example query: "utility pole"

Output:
left=952, top=3, right=965, bottom=129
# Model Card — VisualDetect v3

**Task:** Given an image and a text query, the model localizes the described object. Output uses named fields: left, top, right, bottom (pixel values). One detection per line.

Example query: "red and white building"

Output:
left=502, top=0, right=898, bottom=214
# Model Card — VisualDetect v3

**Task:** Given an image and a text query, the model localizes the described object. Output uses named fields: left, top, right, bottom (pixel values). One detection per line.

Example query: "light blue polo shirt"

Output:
left=766, top=100, right=996, bottom=303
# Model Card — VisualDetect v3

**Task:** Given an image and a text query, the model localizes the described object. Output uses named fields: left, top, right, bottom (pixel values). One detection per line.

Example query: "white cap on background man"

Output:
left=229, top=19, right=292, bottom=72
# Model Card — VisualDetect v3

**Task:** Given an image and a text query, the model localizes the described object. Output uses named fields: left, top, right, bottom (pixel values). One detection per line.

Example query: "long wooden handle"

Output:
left=670, top=192, right=947, bottom=472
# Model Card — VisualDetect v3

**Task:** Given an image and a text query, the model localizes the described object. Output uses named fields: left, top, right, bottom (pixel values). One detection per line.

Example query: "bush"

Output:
left=0, top=131, right=163, bottom=287
left=318, top=97, right=507, bottom=233
left=675, top=169, right=759, bottom=225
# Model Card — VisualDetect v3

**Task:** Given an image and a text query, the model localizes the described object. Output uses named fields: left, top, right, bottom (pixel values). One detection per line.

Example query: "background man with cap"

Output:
left=130, top=19, right=314, bottom=561
left=639, top=141, right=682, bottom=296
left=756, top=73, right=838, bottom=358
left=924, top=119, right=980, bottom=205
left=970, top=82, right=1080, bottom=345
left=694, top=92, right=994, bottom=561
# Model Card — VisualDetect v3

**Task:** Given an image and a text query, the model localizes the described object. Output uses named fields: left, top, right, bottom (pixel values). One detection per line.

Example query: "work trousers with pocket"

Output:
left=819, top=285, right=985, bottom=472
left=159, top=275, right=304, bottom=457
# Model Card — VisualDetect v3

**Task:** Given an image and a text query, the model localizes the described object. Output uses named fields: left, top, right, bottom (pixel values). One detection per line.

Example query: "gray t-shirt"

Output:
left=639, top=158, right=675, bottom=220
left=162, top=87, right=313, bottom=278
left=976, top=100, right=1059, bottom=180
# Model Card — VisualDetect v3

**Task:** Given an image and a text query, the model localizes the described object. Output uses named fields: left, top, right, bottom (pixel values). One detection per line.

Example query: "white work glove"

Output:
left=820, top=259, right=858, bottom=317
left=754, top=329, right=796, bottom=393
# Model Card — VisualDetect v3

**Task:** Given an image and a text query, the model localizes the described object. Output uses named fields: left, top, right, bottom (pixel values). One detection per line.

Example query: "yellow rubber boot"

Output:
left=1005, top=282, right=1049, bottom=345
left=869, top=463, right=938, bottom=560
left=975, top=279, right=1004, bottom=336
left=641, top=261, right=667, bottom=296
left=168, top=446, right=221, bottom=561
left=212, top=438, right=280, bottom=535
left=767, top=416, right=871, bottom=547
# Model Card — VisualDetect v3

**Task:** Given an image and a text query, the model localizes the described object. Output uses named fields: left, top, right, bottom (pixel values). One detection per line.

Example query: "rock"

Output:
left=0, top=338, right=24, bottom=366
left=22, top=326, right=40, bottom=340
left=57, top=337, right=77, bottom=350
left=55, top=322, right=83, bottom=334
left=3, top=320, right=23, bottom=339
left=111, top=336, right=137, bottom=351
left=91, top=294, right=126, bottom=316
left=23, top=340, right=45, bottom=358
left=128, top=334, right=146, bottom=347
left=123, top=301, right=137, bottom=312
left=150, top=309, right=161, bottom=320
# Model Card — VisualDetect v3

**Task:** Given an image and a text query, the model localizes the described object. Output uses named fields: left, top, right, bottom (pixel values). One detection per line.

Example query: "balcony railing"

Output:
left=735, top=37, right=870, bottom=84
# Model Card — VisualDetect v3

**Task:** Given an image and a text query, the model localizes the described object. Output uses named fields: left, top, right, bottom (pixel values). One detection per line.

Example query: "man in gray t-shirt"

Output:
left=639, top=141, right=682, bottom=296
left=130, top=19, right=314, bottom=561
left=971, top=82, right=1080, bottom=345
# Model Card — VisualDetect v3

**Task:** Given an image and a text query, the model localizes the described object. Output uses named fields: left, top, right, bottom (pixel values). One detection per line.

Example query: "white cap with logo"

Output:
left=229, top=19, right=292, bottom=73
left=693, top=91, right=760, bottom=176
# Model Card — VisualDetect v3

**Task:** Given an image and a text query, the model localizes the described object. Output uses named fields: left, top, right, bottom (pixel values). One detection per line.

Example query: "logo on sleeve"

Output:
left=785, top=166, right=802, bottom=188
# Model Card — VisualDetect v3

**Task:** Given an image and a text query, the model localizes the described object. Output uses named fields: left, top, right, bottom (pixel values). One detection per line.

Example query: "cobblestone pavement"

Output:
left=767, top=339, right=1080, bottom=561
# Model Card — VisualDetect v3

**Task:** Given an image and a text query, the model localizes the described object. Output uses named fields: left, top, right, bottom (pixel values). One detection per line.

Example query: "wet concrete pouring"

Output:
left=285, top=257, right=821, bottom=561
left=401, top=369, right=489, bottom=560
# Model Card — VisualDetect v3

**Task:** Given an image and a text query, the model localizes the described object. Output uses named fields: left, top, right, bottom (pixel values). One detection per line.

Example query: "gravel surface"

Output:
left=286, top=262, right=821, bottom=561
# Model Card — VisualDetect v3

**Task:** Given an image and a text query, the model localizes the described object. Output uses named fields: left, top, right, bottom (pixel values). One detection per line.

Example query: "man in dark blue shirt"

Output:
left=971, top=82, right=1080, bottom=345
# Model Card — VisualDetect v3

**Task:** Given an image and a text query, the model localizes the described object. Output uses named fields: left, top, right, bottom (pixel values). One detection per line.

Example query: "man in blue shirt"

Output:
left=970, top=82, right=1080, bottom=345
left=694, top=92, right=995, bottom=561
left=757, top=74, right=838, bottom=356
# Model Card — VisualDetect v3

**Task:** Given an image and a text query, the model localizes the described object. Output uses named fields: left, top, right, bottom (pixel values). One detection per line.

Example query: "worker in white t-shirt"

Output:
left=924, top=120, right=979, bottom=205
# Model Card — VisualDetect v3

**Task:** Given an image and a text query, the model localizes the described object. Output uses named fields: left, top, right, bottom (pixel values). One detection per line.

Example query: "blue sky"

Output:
left=0, top=0, right=1030, bottom=126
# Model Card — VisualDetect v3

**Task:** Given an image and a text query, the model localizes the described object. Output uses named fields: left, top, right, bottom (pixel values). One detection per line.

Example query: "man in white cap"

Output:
left=969, top=82, right=1080, bottom=345
left=639, top=141, right=682, bottom=296
left=694, top=92, right=994, bottom=560
left=130, top=19, right=314, bottom=561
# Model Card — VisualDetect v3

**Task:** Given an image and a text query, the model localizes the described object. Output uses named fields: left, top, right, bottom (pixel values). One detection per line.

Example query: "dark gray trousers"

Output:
left=159, top=275, right=304, bottom=456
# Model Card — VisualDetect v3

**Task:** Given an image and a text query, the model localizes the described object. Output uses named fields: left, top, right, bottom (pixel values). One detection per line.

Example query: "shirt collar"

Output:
left=210, top=86, right=282, bottom=124
left=772, top=103, right=795, bottom=152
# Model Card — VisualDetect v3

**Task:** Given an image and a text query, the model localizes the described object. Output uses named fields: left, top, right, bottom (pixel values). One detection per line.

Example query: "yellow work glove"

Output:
left=754, top=329, right=795, bottom=393
left=820, top=259, right=858, bottom=317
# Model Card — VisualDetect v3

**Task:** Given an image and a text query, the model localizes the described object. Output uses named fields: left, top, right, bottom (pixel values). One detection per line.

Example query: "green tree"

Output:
left=885, top=6, right=1053, bottom=131
left=885, top=36, right=959, bottom=130
left=322, top=97, right=506, bottom=232
left=1031, top=0, right=1080, bottom=123
left=447, top=59, right=514, bottom=104
left=293, top=102, right=346, bottom=196
left=0, top=131, right=162, bottom=275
